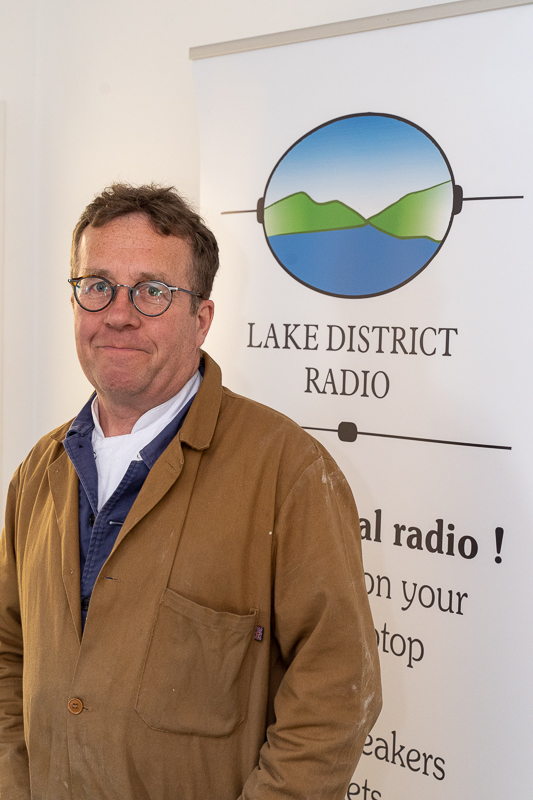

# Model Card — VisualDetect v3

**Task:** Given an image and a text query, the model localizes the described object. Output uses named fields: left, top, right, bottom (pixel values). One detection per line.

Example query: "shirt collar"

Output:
left=65, top=394, right=96, bottom=439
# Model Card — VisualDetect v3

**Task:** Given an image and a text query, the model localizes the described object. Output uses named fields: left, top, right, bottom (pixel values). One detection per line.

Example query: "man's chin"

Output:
left=92, top=368, right=152, bottom=400
left=98, top=379, right=148, bottom=397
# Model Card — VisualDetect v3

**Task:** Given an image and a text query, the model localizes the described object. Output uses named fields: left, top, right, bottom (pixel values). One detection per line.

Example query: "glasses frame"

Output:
left=68, top=276, right=202, bottom=317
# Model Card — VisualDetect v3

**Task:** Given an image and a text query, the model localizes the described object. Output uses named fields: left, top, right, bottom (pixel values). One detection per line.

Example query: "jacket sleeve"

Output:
left=0, top=467, right=32, bottom=799
left=239, top=453, right=382, bottom=800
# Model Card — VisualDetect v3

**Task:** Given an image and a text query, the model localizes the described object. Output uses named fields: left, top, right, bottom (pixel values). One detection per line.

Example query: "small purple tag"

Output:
left=254, top=626, right=264, bottom=641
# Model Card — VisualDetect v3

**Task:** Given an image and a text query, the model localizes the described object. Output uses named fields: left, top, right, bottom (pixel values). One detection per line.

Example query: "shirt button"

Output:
left=81, top=597, right=91, bottom=612
left=68, top=698, right=84, bottom=715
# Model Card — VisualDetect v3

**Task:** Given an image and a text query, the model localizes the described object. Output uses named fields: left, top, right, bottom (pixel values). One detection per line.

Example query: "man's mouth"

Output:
left=97, top=344, right=148, bottom=355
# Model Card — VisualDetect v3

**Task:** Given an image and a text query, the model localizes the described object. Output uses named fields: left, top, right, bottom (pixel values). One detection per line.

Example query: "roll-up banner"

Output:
left=193, top=3, right=533, bottom=797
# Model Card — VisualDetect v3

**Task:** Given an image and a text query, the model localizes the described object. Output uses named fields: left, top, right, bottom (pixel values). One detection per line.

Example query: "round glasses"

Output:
left=68, top=276, right=202, bottom=317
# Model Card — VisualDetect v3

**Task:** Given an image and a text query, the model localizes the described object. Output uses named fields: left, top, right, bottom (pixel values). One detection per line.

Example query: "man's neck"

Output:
left=96, top=401, right=144, bottom=437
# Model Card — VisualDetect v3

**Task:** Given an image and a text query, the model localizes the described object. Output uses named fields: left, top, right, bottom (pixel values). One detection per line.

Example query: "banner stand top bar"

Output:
left=189, top=0, right=532, bottom=60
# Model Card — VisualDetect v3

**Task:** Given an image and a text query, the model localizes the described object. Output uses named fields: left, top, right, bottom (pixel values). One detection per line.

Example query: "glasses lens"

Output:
left=134, top=282, right=172, bottom=316
left=75, top=277, right=113, bottom=310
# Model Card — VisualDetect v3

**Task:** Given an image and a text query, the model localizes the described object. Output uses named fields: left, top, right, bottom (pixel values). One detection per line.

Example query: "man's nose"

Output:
left=103, top=285, right=140, bottom=326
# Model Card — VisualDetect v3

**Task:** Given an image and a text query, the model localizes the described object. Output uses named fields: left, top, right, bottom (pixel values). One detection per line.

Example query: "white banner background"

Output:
left=194, top=6, right=533, bottom=797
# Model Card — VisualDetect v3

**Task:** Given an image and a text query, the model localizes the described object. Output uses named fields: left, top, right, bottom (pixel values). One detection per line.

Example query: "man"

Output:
left=0, top=184, right=381, bottom=800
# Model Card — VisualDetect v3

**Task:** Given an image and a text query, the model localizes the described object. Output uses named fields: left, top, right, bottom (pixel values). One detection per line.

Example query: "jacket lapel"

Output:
left=112, top=436, right=187, bottom=548
left=48, top=450, right=82, bottom=642
left=110, top=351, right=222, bottom=552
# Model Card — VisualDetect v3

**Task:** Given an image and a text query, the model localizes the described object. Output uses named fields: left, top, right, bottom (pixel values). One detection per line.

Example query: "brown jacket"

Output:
left=0, top=353, right=381, bottom=800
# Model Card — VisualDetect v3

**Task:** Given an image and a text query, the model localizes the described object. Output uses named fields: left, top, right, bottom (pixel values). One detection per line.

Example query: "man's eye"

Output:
left=93, top=282, right=109, bottom=293
left=146, top=284, right=163, bottom=297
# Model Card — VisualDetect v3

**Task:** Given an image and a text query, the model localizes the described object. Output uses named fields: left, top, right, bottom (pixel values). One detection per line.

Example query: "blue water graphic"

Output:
left=267, top=226, right=439, bottom=296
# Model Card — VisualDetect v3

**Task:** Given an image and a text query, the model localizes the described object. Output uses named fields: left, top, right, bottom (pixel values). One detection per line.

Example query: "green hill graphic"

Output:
left=368, top=181, right=453, bottom=242
left=264, top=191, right=367, bottom=236
left=265, top=182, right=453, bottom=241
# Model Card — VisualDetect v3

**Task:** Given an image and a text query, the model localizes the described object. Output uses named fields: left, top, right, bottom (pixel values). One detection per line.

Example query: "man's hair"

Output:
left=70, top=183, right=219, bottom=311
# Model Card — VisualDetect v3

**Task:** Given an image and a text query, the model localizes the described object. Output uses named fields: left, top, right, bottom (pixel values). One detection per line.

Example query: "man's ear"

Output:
left=196, top=299, right=214, bottom=347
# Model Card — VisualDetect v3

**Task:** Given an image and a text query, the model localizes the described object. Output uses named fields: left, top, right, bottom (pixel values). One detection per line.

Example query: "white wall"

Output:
left=0, top=0, right=462, bottom=499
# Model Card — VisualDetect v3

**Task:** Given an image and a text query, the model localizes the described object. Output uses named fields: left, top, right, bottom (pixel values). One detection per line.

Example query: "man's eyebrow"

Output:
left=83, top=268, right=115, bottom=280
left=84, top=269, right=173, bottom=284
left=133, top=271, right=168, bottom=283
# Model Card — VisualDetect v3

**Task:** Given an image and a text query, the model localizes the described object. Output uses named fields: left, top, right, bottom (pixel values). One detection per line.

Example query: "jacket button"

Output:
left=68, top=698, right=84, bottom=714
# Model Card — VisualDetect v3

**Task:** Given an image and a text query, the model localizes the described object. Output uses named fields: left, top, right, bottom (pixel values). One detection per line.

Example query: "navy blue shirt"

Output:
left=64, top=393, right=195, bottom=629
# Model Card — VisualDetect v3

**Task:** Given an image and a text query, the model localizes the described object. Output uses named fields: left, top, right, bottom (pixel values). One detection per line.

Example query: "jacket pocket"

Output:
left=135, top=588, right=257, bottom=737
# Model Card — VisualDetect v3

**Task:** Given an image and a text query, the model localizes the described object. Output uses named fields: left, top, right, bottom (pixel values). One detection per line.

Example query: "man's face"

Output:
left=73, top=213, right=214, bottom=419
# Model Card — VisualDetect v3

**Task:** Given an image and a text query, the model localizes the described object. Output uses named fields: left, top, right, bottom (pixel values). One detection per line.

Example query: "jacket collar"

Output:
left=179, top=351, right=222, bottom=451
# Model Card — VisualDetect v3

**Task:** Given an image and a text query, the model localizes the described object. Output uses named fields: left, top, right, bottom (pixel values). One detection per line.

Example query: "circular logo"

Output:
left=260, top=113, right=458, bottom=298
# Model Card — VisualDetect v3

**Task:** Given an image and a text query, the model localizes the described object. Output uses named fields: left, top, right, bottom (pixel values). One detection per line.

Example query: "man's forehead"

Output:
left=78, top=213, right=193, bottom=272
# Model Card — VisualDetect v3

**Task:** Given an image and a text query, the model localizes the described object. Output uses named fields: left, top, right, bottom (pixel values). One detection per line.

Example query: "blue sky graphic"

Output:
left=264, top=115, right=453, bottom=219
